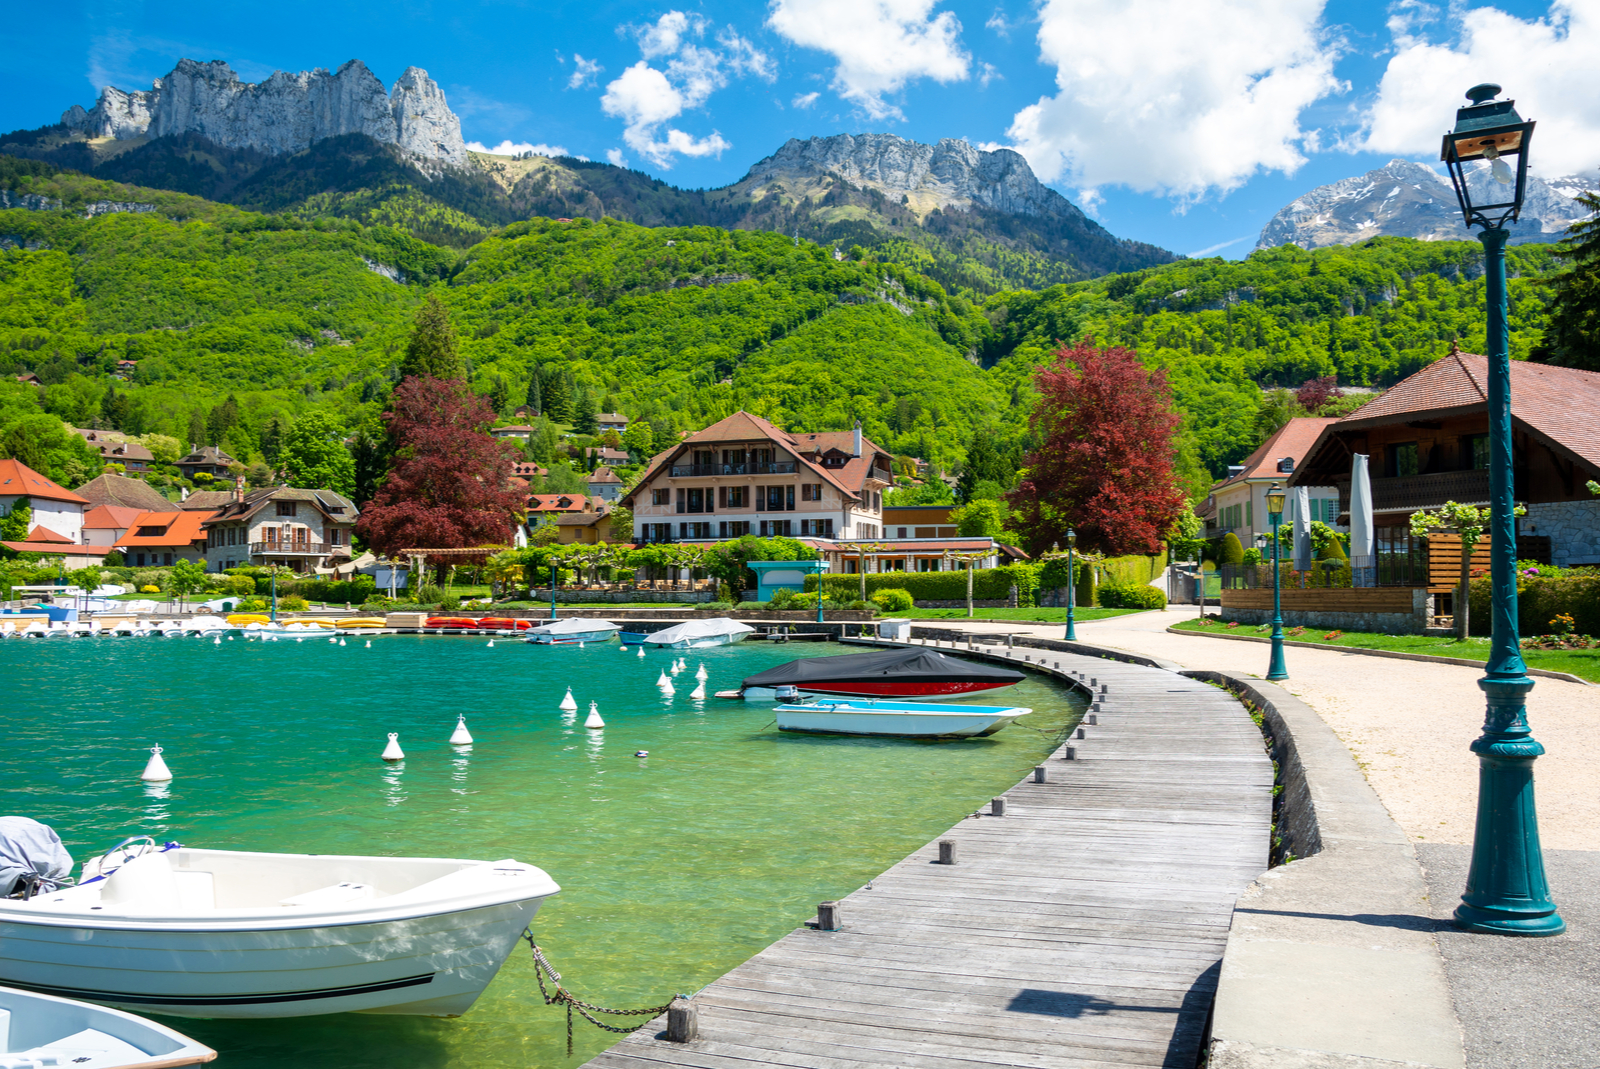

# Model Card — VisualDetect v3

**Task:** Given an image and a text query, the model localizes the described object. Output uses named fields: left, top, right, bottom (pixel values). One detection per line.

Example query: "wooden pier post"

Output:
left=938, top=839, right=956, bottom=864
left=666, top=997, right=697, bottom=1042
left=816, top=901, right=842, bottom=931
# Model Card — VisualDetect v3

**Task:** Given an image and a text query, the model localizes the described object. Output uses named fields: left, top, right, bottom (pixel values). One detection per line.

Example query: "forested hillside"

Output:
left=0, top=157, right=1570, bottom=499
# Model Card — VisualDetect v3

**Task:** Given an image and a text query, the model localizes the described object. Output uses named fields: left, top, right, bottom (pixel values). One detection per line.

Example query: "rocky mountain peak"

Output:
left=1256, top=158, right=1593, bottom=250
left=60, top=58, right=466, bottom=165
left=741, top=133, right=1085, bottom=222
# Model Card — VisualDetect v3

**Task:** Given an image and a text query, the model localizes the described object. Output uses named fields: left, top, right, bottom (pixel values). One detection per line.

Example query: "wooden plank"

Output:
left=581, top=643, right=1272, bottom=1069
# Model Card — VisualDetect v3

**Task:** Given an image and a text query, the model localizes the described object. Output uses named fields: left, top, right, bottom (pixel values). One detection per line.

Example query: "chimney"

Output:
left=853, top=421, right=862, bottom=457
left=234, top=476, right=246, bottom=503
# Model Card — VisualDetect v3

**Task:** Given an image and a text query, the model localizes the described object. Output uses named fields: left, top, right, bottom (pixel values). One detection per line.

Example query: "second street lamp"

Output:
left=1265, top=483, right=1288, bottom=682
left=1064, top=530, right=1078, bottom=642
left=1440, top=83, right=1562, bottom=936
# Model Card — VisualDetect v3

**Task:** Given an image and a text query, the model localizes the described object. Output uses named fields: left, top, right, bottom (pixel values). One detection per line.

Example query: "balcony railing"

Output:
left=668, top=461, right=797, bottom=477
left=1367, top=469, right=1491, bottom=514
left=249, top=541, right=348, bottom=556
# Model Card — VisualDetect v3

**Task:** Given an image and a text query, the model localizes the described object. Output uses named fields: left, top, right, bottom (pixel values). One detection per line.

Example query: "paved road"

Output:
left=946, top=605, right=1600, bottom=851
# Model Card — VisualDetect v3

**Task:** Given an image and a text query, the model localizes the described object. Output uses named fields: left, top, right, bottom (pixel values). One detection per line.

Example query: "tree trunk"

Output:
left=1457, top=542, right=1471, bottom=642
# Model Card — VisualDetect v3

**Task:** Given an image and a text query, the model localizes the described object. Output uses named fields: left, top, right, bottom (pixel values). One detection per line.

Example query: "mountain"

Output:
left=56, top=58, right=466, bottom=164
left=1256, top=159, right=1594, bottom=250
left=0, top=62, right=1172, bottom=291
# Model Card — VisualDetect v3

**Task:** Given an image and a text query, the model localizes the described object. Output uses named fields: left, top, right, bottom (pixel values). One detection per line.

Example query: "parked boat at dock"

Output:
left=773, top=698, right=1030, bottom=738
left=724, top=647, right=1024, bottom=701
left=621, top=618, right=754, bottom=649
left=525, top=618, right=621, bottom=645
left=0, top=840, right=560, bottom=1019
left=0, top=984, right=216, bottom=1068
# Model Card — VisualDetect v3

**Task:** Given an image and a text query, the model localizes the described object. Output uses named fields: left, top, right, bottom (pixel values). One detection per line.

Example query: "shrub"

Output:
left=251, top=576, right=376, bottom=604
left=791, top=592, right=843, bottom=611
left=140, top=584, right=160, bottom=593
left=103, top=551, right=124, bottom=567
left=1319, top=534, right=1348, bottom=561
left=810, top=564, right=1041, bottom=605
left=1469, top=569, right=1600, bottom=637
left=871, top=588, right=915, bottom=612
left=1097, top=582, right=1167, bottom=610
left=279, top=595, right=310, bottom=611
left=1219, top=532, right=1245, bottom=566
left=846, top=600, right=876, bottom=613
left=1241, top=547, right=1262, bottom=566
left=767, top=587, right=798, bottom=610
left=437, top=593, right=461, bottom=611
left=697, top=601, right=736, bottom=611
left=237, top=596, right=268, bottom=611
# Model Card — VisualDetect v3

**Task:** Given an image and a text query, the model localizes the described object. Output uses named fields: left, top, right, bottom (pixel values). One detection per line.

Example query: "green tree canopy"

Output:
left=400, top=293, right=463, bottom=381
left=280, top=412, right=356, bottom=496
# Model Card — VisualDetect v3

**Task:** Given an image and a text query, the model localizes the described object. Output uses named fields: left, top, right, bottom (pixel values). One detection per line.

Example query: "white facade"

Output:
left=1, top=496, right=84, bottom=543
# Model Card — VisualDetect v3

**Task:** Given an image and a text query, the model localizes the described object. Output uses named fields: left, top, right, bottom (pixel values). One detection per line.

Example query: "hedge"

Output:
left=1097, top=582, right=1167, bottom=610
left=1468, top=570, right=1600, bottom=637
left=1040, top=551, right=1166, bottom=607
left=808, top=564, right=1040, bottom=605
left=253, top=576, right=377, bottom=605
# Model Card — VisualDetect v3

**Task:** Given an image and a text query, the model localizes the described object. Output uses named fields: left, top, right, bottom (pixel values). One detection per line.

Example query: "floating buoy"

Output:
left=365, top=640, right=372, bottom=648
left=661, top=679, right=675, bottom=696
left=634, top=750, right=649, bottom=758
left=578, top=641, right=585, bottom=649
left=669, top=661, right=680, bottom=676
left=636, top=646, right=645, bottom=658
left=656, top=671, right=670, bottom=688
left=449, top=716, right=474, bottom=746
left=695, top=663, right=708, bottom=681
left=140, top=744, right=172, bottom=783
left=339, top=638, right=346, bottom=647
left=690, top=681, right=706, bottom=700
left=487, top=639, right=495, bottom=648
left=213, top=636, right=221, bottom=645
left=584, top=702, right=605, bottom=729
left=381, top=733, right=405, bottom=761
left=559, top=687, right=578, bottom=712
left=329, top=636, right=337, bottom=644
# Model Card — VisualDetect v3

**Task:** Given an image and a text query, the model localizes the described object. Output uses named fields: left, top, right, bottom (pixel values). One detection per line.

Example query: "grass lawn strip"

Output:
left=1170, top=618, right=1599, bottom=685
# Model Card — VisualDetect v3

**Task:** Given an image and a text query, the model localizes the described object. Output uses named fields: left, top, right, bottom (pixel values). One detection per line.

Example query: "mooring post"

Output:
left=1033, top=765, right=1046, bottom=783
left=1099, top=682, right=1108, bottom=696
left=816, top=901, right=842, bottom=930
left=1076, top=726, right=1086, bottom=739
left=938, top=839, right=956, bottom=864
left=1062, top=745, right=1076, bottom=760
left=1006, top=634, right=1014, bottom=648
left=666, top=997, right=698, bottom=1042
left=990, top=796, right=1006, bottom=816
left=1087, top=713, right=1098, bottom=725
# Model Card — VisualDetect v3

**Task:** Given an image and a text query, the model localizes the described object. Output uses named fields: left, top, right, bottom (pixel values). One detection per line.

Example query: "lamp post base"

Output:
left=1454, top=678, right=1564, bottom=937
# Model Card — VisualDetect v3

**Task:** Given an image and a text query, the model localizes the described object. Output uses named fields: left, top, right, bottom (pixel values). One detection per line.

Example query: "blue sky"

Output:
left=4, top=0, right=1594, bottom=259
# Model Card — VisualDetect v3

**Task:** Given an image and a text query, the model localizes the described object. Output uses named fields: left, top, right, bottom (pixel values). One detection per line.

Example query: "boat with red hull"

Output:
left=723, top=647, right=1024, bottom=701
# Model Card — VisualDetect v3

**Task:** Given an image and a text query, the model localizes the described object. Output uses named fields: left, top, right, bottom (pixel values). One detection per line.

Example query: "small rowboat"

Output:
left=621, top=618, right=754, bottom=649
left=773, top=698, right=1030, bottom=738
left=524, top=618, right=620, bottom=645
left=0, top=984, right=216, bottom=1068
left=734, top=647, right=1023, bottom=701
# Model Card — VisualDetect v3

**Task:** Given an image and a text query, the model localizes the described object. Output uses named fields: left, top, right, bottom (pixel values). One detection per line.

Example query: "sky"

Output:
left=4, top=0, right=1596, bottom=259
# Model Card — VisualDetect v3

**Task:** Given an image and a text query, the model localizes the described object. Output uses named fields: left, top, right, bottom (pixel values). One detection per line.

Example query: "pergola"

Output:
left=399, top=546, right=510, bottom=581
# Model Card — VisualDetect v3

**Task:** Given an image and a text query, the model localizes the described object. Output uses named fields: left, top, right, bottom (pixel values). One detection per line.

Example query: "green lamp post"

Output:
left=1265, top=483, right=1288, bottom=682
left=550, top=560, right=559, bottom=620
left=1440, top=83, right=1563, bottom=935
left=1062, top=531, right=1078, bottom=641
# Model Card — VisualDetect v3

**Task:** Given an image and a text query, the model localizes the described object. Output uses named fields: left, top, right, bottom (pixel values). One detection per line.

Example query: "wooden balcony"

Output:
left=1367, top=469, right=1491, bottom=514
left=249, top=541, right=348, bottom=556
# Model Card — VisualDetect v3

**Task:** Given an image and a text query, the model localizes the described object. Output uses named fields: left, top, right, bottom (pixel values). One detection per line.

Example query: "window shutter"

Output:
left=718, top=486, right=726, bottom=509
left=786, top=485, right=795, bottom=511
left=676, top=489, right=685, bottom=514
left=755, top=486, right=764, bottom=511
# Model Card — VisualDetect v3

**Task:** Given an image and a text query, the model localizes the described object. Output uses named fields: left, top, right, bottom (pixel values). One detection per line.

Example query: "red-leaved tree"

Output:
left=1295, top=375, right=1341, bottom=413
left=355, top=376, right=524, bottom=565
left=1007, top=340, right=1188, bottom=556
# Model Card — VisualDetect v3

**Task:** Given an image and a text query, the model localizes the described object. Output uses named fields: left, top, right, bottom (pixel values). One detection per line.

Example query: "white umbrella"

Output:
left=1349, top=453, right=1374, bottom=587
left=1292, top=486, right=1312, bottom=572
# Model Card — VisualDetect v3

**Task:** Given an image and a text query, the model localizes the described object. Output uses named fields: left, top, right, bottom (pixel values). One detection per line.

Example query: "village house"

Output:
left=73, top=429, right=155, bottom=477
left=0, top=459, right=88, bottom=544
left=82, top=505, right=147, bottom=548
left=620, top=412, right=893, bottom=543
left=882, top=505, right=960, bottom=540
left=1201, top=417, right=1343, bottom=547
left=596, top=413, right=629, bottom=434
left=175, top=445, right=237, bottom=480
left=489, top=425, right=535, bottom=442
left=587, top=467, right=623, bottom=502
left=1291, top=350, right=1600, bottom=580
left=113, top=509, right=214, bottom=567
left=526, top=494, right=591, bottom=526
left=584, top=446, right=630, bottom=468
left=75, top=473, right=173, bottom=512
left=197, top=483, right=359, bottom=573
left=550, top=508, right=617, bottom=545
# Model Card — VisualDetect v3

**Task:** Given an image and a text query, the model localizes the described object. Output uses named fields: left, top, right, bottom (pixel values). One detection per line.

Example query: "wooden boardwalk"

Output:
left=584, top=638, right=1273, bottom=1069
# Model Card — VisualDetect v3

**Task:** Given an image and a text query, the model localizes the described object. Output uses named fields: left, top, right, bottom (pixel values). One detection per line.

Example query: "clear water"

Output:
left=1, top=635, right=1082, bottom=1068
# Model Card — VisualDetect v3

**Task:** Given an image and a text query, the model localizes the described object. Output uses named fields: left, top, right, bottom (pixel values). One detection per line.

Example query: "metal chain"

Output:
left=521, top=930, right=677, bottom=1056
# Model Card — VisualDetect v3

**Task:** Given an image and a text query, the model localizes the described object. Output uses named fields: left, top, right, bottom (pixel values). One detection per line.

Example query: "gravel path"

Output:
left=951, top=606, right=1600, bottom=850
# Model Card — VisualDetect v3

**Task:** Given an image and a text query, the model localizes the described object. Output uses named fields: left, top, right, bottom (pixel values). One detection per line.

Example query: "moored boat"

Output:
left=0, top=984, right=216, bottom=1068
left=622, top=618, right=754, bottom=649
left=729, top=647, right=1024, bottom=701
left=773, top=698, right=1030, bottom=738
left=0, top=836, right=560, bottom=1019
left=524, top=618, right=621, bottom=645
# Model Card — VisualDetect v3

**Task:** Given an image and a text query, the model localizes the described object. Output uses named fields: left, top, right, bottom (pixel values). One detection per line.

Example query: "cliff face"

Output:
left=61, top=59, right=466, bottom=165
left=1256, top=158, right=1593, bottom=250
left=741, top=133, right=1086, bottom=221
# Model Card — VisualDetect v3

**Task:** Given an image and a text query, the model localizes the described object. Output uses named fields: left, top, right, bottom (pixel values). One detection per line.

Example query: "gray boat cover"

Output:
left=742, top=647, right=1024, bottom=688
left=0, top=816, right=73, bottom=895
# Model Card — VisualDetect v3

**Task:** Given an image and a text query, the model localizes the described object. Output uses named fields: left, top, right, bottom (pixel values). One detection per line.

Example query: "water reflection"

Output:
left=381, top=763, right=406, bottom=806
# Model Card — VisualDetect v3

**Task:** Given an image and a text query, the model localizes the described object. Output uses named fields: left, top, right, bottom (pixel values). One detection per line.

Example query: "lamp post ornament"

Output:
left=1439, top=83, right=1562, bottom=935
left=1265, top=484, right=1288, bottom=681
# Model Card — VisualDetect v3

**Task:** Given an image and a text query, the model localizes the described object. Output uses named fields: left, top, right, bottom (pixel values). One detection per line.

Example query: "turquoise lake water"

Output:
left=0, top=634, right=1082, bottom=1068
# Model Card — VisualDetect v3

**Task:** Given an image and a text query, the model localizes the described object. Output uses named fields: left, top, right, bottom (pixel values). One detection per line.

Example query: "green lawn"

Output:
left=1171, top=618, right=1600, bottom=683
left=895, top=607, right=1143, bottom=623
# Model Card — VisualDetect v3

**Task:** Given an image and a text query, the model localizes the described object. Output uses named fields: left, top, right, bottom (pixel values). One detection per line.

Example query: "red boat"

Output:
left=732, top=647, right=1024, bottom=700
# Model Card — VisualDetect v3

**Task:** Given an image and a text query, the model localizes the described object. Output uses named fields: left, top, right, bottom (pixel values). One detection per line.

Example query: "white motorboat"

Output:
left=0, top=984, right=216, bottom=1068
left=179, top=616, right=231, bottom=638
left=524, top=618, right=622, bottom=645
left=146, top=621, right=180, bottom=638
left=0, top=840, right=561, bottom=1019
left=623, top=618, right=754, bottom=649
left=773, top=698, right=1031, bottom=738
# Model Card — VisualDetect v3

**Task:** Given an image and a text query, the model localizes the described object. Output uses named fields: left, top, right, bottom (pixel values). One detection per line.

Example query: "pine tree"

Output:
left=524, top=369, right=543, bottom=415
left=259, top=416, right=287, bottom=466
left=186, top=410, right=205, bottom=451
left=572, top=388, right=598, bottom=435
left=1545, top=189, right=1600, bottom=371
left=400, top=294, right=464, bottom=381
left=541, top=367, right=573, bottom=422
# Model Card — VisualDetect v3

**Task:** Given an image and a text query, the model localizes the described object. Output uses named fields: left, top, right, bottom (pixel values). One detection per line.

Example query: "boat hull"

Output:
left=526, top=628, right=620, bottom=645
left=0, top=897, right=544, bottom=1019
left=773, top=700, right=1027, bottom=738
left=0, top=984, right=217, bottom=1067
left=742, top=678, right=1016, bottom=701
left=623, top=632, right=749, bottom=649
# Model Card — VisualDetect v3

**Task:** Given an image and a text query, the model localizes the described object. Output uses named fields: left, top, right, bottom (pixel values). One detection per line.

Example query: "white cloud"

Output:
left=1005, top=0, right=1342, bottom=200
left=978, top=61, right=1001, bottom=87
left=568, top=54, right=604, bottom=90
left=985, top=7, right=1015, bottom=38
left=1360, top=0, right=1600, bottom=178
left=1189, top=235, right=1250, bottom=256
left=720, top=28, right=778, bottom=81
left=607, top=148, right=628, bottom=167
left=793, top=91, right=821, bottom=108
left=466, top=140, right=571, bottom=157
left=634, top=11, right=708, bottom=58
left=766, top=0, right=970, bottom=120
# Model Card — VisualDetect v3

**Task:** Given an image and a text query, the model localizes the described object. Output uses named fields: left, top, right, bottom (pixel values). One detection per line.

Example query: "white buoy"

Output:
left=213, top=636, right=221, bottom=645
left=487, top=639, right=495, bottom=648
left=365, top=640, right=372, bottom=648
left=329, top=636, right=337, bottom=644
left=579, top=641, right=585, bottom=649
left=669, top=661, right=680, bottom=676
left=339, top=638, right=346, bottom=647
left=695, top=663, right=708, bottom=681
left=559, top=687, right=578, bottom=712
left=584, top=702, right=605, bottom=729
left=656, top=671, right=671, bottom=688
left=381, top=733, right=405, bottom=761
left=140, top=744, right=173, bottom=783
left=449, top=716, right=474, bottom=746
left=637, top=646, right=645, bottom=658
left=661, top=678, right=675, bottom=697
left=690, top=681, right=706, bottom=700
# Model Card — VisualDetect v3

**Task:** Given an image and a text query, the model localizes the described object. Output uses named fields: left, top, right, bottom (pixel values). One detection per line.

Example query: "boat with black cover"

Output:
left=723, top=647, right=1024, bottom=701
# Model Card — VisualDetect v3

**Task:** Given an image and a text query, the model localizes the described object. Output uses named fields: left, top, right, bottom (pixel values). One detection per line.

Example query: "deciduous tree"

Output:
left=280, top=413, right=356, bottom=496
left=1008, top=339, right=1187, bottom=556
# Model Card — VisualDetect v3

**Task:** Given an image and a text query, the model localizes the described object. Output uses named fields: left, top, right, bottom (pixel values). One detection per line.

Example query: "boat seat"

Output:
left=280, top=882, right=376, bottom=908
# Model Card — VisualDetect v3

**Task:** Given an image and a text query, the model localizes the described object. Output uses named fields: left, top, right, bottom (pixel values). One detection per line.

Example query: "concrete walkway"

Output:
left=951, top=606, right=1600, bottom=851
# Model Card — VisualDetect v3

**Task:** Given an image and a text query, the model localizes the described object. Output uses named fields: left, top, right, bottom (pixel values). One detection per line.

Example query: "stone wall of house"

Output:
left=1523, top=499, right=1600, bottom=568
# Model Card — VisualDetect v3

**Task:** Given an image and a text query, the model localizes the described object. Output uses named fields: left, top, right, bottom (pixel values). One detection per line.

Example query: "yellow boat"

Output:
left=227, top=613, right=271, bottom=626
left=337, top=617, right=387, bottom=629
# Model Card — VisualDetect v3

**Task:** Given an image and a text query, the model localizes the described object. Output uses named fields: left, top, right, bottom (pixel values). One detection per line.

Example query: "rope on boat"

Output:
left=521, top=930, right=679, bottom=1056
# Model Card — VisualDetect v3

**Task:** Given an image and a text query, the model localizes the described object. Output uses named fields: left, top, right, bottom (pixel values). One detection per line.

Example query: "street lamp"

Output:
left=1441, top=84, right=1562, bottom=936
left=1265, top=483, right=1287, bottom=682
left=1064, top=531, right=1078, bottom=642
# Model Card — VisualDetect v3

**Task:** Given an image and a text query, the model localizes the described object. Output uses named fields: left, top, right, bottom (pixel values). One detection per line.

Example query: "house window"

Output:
left=679, top=522, right=712, bottom=539
left=801, top=483, right=824, bottom=501
left=766, top=486, right=789, bottom=511
left=277, top=502, right=297, bottom=517
left=687, top=488, right=705, bottom=513
left=136, top=525, right=167, bottom=537
left=897, top=527, right=907, bottom=538
left=760, top=519, right=793, bottom=537
left=916, top=558, right=942, bottom=572
left=726, top=486, right=745, bottom=508
left=1467, top=435, right=1490, bottom=470
left=676, top=489, right=686, bottom=514
left=720, top=521, right=750, bottom=538
left=135, top=553, right=146, bottom=566
left=652, top=488, right=670, bottom=506
left=162, top=553, right=173, bottom=565
left=1245, top=500, right=1253, bottom=528
left=1387, top=442, right=1419, bottom=478
left=330, top=529, right=341, bottom=546
left=800, top=519, right=835, bottom=537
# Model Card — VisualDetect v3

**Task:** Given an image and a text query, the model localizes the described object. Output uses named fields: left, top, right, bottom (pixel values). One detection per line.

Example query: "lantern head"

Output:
left=1440, top=83, right=1535, bottom=230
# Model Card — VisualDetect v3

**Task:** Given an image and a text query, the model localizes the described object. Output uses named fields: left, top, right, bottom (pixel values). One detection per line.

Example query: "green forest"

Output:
left=0, top=152, right=1577, bottom=501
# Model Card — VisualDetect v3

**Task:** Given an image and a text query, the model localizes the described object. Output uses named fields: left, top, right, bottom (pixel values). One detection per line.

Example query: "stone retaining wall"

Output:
left=527, top=588, right=714, bottom=603
left=1220, top=587, right=1429, bottom=634
left=1524, top=498, right=1600, bottom=568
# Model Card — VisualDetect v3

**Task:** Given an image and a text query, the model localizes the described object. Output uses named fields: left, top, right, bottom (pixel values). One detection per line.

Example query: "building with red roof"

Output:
left=113, top=509, right=215, bottom=567
left=0, top=458, right=89, bottom=545
left=1201, top=417, right=1341, bottom=547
